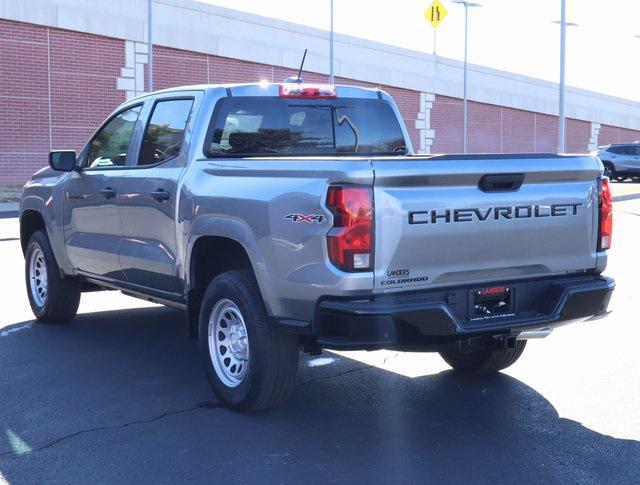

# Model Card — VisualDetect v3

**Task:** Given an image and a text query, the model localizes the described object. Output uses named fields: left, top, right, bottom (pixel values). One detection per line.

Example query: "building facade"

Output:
left=1, top=0, right=639, bottom=189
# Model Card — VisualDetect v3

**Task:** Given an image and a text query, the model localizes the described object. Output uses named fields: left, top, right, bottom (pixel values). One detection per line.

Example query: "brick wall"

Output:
left=2, top=17, right=640, bottom=187
left=0, top=20, right=50, bottom=185
left=566, top=119, right=591, bottom=153
left=430, top=95, right=600, bottom=154
left=501, top=107, right=535, bottom=153
left=599, top=124, right=640, bottom=146
left=0, top=19, right=125, bottom=185
left=430, top=95, right=464, bottom=153
left=49, top=29, right=125, bottom=152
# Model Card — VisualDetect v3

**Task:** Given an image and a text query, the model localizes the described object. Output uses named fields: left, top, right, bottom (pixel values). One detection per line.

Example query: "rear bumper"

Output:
left=309, top=274, right=614, bottom=350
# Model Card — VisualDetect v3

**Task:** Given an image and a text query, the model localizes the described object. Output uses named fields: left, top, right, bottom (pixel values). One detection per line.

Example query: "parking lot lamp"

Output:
left=452, top=1, right=481, bottom=154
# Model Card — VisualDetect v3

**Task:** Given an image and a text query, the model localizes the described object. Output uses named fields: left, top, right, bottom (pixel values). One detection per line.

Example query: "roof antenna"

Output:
left=296, top=49, right=307, bottom=82
left=283, top=49, right=307, bottom=83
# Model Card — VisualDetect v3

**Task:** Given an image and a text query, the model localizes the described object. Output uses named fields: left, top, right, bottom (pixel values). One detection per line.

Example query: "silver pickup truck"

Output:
left=20, top=81, right=614, bottom=411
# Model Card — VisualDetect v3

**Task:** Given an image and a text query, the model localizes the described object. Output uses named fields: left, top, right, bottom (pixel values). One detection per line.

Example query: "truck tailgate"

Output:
left=372, top=155, right=601, bottom=293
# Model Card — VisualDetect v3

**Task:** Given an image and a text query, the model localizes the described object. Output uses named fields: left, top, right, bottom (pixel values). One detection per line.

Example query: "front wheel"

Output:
left=198, top=270, right=299, bottom=412
left=25, top=230, right=81, bottom=323
left=439, top=340, right=527, bottom=374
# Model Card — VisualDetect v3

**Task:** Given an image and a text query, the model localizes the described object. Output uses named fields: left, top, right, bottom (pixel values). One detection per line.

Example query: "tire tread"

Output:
left=25, top=230, right=80, bottom=323
left=199, top=269, right=298, bottom=412
left=440, top=340, right=527, bottom=374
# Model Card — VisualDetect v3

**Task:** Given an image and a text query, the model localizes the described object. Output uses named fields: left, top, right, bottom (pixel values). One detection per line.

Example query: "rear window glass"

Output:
left=206, top=97, right=407, bottom=157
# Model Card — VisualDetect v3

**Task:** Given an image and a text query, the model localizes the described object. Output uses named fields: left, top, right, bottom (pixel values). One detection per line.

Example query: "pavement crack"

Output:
left=0, top=403, right=221, bottom=459
left=295, top=364, right=373, bottom=389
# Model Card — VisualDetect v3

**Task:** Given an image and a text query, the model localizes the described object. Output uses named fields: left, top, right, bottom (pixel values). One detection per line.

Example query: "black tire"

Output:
left=198, top=270, right=299, bottom=412
left=25, top=230, right=81, bottom=323
left=602, top=162, right=616, bottom=181
left=439, top=340, right=527, bottom=374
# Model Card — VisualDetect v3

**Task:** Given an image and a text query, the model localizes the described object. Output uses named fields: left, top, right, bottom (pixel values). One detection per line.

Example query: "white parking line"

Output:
left=0, top=323, right=33, bottom=338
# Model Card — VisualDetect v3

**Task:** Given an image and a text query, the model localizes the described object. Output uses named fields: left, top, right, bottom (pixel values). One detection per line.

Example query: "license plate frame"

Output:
left=469, top=285, right=514, bottom=321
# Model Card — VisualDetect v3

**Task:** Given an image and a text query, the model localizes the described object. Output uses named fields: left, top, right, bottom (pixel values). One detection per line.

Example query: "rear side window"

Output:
left=138, top=98, right=194, bottom=166
left=206, top=97, right=406, bottom=157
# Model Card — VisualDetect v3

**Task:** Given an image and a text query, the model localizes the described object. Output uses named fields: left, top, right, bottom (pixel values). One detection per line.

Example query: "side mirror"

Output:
left=48, top=150, right=77, bottom=172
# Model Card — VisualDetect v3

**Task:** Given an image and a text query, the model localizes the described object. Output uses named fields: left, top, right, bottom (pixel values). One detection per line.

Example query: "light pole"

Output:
left=553, top=4, right=577, bottom=154
left=329, top=0, right=334, bottom=83
left=148, top=0, right=153, bottom=92
left=452, top=1, right=481, bottom=154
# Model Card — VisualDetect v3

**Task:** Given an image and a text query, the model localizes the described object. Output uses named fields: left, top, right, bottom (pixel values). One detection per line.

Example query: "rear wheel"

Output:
left=602, top=162, right=616, bottom=181
left=198, top=270, right=299, bottom=412
left=439, top=340, right=527, bottom=374
left=25, top=230, right=80, bottom=323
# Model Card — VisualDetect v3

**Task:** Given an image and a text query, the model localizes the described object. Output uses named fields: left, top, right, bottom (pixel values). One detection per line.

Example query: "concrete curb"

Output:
left=0, top=202, right=19, bottom=219
left=0, top=202, right=18, bottom=212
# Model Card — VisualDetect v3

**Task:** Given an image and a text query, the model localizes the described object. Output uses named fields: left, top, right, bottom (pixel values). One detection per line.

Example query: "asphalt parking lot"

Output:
left=0, top=185, right=639, bottom=484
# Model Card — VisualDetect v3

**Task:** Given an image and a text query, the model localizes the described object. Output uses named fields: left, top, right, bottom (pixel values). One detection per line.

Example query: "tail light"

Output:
left=598, top=177, right=612, bottom=250
left=326, top=186, right=373, bottom=271
left=279, top=83, right=337, bottom=99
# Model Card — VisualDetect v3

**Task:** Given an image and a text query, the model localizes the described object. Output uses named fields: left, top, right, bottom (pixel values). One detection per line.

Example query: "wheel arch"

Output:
left=184, top=223, right=276, bottom=338
left=188, top=235, right=254, bottom=296
left=20, top=209, right=46, bottom=255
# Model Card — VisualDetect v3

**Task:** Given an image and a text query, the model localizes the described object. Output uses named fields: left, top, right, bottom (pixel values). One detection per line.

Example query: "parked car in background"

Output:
left=597, top=142, right=640, bottom=182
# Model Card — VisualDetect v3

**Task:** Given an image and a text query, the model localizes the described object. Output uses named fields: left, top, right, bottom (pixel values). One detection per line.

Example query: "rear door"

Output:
left=372, top=155, right=600, bottom=293
left=117, top=93, right=198, bottom=293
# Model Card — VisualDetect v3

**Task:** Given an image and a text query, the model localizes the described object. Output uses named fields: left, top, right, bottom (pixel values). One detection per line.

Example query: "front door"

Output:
left=118, top=96, right=195, bottom=293
left=64, top=104, right=143, bottom=279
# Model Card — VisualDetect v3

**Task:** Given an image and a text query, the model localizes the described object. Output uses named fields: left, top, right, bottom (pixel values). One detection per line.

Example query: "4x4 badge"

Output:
left=285, top=214, right=326, bottom=223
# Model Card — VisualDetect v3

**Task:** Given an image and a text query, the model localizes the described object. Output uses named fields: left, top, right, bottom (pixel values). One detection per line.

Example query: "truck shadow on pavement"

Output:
left=0, top=305, right=638, bottom=483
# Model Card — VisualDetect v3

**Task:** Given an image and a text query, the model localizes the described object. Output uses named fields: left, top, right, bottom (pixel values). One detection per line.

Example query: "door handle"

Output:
left=150, top=188, right=171, bottom=202
left=100, top=187, right=117, bottom=199
left=479, top=173, right=525, bottom=192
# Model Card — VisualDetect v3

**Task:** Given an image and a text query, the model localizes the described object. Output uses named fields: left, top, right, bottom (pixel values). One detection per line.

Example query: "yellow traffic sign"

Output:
left=425, top=0, right=448, bottom=28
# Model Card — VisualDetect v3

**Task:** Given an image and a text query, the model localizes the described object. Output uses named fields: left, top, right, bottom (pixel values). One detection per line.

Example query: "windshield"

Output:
left=206, top=97, right=407, bottom=157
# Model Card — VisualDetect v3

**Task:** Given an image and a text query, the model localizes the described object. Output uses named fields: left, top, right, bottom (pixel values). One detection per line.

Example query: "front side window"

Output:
left=86, top=105, right=142, bottom=168
left=206, top=97, right=407, bottom=157
left=138, top=99, right=194, bottom=166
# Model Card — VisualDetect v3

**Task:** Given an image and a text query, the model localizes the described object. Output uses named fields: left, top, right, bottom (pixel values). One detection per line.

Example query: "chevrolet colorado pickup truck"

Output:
left=20, top=81, right=614, bottom=412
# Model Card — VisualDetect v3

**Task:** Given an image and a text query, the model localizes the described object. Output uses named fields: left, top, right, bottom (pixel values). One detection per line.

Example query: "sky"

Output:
left=199, top=0, right=640, bottom=102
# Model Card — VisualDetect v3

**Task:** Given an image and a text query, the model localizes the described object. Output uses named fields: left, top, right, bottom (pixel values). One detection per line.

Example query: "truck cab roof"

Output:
left=127, top=82, right=386, bottom=102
